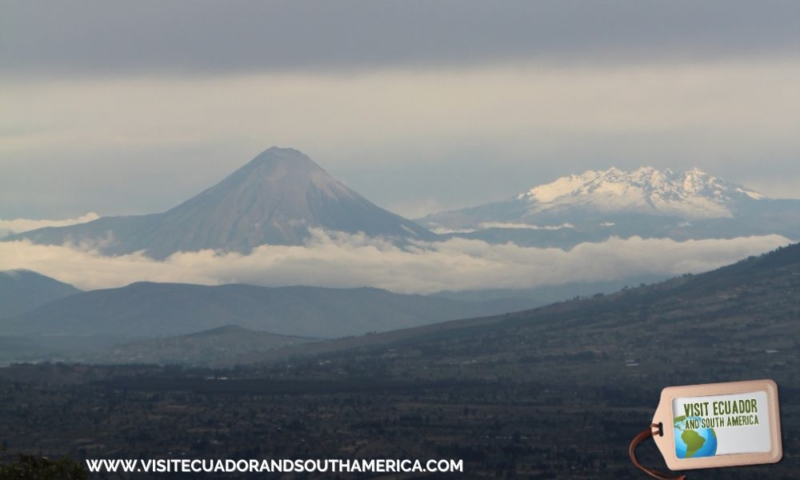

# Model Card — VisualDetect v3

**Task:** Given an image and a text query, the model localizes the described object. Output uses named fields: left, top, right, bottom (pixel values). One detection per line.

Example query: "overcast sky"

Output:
left=2, top=1, right=800, bottom=220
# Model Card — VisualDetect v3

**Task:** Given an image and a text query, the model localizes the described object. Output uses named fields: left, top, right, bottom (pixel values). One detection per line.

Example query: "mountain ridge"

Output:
left=0, top=281, right=541, bottom=339
left=518, top=166, right=765, bottom=218
left=0, top=270, right=82, bottom=318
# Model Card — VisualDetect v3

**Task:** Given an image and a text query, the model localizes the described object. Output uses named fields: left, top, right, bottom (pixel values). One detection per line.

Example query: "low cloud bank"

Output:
left=0, top=213, right=100, bottom=237
left=0, top=230, right=791, bottom=294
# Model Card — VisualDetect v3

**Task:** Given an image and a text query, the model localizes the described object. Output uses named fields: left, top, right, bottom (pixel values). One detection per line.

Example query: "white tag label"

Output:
left=651, top=379, right=782, bottom=470
left=672, top=391, right=770, bottom=458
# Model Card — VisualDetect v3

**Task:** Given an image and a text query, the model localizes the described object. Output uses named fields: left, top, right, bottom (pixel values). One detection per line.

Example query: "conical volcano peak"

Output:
left=226, top=147, right=357, bottom=202
left=240, top=147, right=320, bottom=177
left=250, top=146, right=314, bottom=165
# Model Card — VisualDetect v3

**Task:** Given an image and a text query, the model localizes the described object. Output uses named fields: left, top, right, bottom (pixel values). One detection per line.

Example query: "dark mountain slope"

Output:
left=252, top=242, right=800, bottom=371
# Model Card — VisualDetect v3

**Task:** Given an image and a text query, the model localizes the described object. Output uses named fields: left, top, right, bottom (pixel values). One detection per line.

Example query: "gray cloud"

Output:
left=0, top=230, right=790, bottom=293
left=0, top=212, right=99, bottom=238
left=3, top=2, right=800, bottom=220
left=2, top=1, right=799, bottom=78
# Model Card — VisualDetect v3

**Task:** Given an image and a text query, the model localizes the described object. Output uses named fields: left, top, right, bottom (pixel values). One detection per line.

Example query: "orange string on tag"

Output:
left=629, top=423, right=687, bottom=480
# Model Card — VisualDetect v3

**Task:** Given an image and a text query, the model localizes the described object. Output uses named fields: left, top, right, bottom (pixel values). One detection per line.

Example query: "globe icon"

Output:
left=674, top=416, right=717, bottom=458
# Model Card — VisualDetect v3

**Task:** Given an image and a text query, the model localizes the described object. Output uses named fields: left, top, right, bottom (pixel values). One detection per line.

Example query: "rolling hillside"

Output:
left=0, top=270, right=81, bottom=318
left=0, top=282, right=540, bottom=339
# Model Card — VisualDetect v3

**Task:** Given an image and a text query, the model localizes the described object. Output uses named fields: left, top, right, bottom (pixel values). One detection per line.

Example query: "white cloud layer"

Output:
left=0, top=213, right=100, bottom=237
left=0, top=230, right=790, bottom=294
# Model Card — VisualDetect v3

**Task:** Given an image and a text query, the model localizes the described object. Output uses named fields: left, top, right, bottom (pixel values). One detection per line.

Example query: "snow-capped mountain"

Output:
left=417, top=167, right=800, bottom=247
left=519, top=167, right=764, bottom=220
left=8, top=147, right=434, bottom=258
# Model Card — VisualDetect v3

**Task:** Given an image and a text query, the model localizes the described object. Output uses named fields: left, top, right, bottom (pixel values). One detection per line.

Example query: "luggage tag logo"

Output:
left=630, top=379, right=782, bottom=479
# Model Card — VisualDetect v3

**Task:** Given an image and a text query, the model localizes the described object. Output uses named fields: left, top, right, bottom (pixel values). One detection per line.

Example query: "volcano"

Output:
left=10, top=147, right=433, bottom=259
